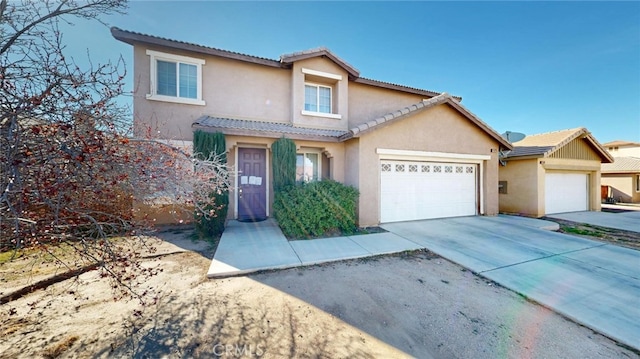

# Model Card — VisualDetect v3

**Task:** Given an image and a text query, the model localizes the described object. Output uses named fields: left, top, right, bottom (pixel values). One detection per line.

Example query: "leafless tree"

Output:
left=0, top=0, right=231, bottom=300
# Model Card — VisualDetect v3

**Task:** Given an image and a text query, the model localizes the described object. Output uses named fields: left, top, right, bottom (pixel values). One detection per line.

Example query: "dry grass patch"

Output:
left=42, top=335, right=79, bottom=359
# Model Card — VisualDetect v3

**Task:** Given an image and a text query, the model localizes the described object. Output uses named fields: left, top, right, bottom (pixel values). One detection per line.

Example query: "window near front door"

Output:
left=304, top=84, right=332, bottom=113
left=296, top=152, right=320, bottom=182
left=146, top=50, right=205, bottom=105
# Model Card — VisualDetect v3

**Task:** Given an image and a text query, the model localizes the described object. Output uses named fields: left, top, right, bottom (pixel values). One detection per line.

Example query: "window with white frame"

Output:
left=296, top=152, right=321, bottom=182
left=301, top=68, right=342, bottom=119
left=146, top=50, right=205, bottom=105
left=304, top=84, right=332, bottom=114
left=636, top=174, right=640, bottom=192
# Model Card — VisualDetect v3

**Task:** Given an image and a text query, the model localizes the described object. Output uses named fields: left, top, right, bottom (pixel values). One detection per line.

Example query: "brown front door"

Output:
left=237, top=148, right=267, bottom=221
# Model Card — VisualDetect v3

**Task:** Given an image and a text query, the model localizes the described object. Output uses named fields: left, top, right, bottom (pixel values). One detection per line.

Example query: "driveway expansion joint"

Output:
left=479, top=243, right=609, bottom=274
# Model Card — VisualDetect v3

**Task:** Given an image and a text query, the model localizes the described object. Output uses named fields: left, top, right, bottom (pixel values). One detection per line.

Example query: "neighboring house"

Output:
left=603, top=140, right=640, bottom=158
left=112, top=27, right=512, bottom=226
left=499, top=128, right=613, bottom=217
left=601, top=157, right=640, bottom=203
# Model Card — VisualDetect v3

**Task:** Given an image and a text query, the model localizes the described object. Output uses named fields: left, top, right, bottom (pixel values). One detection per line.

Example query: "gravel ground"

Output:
left=1, top=232, right=637, bottom=358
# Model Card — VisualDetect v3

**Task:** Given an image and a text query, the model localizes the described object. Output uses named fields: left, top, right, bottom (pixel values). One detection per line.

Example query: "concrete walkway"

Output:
left=207, top=219, right=422, bottom=278
left=381, top=216, right=640, bottom=350
left=548, top=211, right=640, bottom=233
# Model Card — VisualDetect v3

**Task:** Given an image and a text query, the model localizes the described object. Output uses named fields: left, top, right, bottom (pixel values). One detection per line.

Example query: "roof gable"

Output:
left=111, top=27, right=449, bottom=99
left=191, top=94, right=510, bottom=148
left=280, top=47, right=359, bottom=79
left=506, top=127, right=613, bottom=163
left=340, top=93, right=512, bottom=149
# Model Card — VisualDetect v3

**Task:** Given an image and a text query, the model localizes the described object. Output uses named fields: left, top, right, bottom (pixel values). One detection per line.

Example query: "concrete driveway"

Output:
left=548, top=210, right=640, bottom=233
left=381, top=215, right=640, bottom=350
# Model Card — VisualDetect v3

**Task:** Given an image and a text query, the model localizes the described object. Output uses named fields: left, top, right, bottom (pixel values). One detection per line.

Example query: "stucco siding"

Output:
left=500, top=157, right=603, bottom=217
left=291, top=58, right=350, bottom=131
left=355, top=104, right=500, bottom=226
left=601, top=174, right=640, bottom=203
left=133, top=45, right=291, bottom=141
left=348, top=82, right=426, bottom=127
left=498, top=158, right=541, bottom=216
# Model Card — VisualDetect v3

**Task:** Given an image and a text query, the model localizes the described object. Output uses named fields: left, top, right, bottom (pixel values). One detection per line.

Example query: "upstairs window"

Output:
left=146, top=50, right=205, bottom=106
left=301, top=68, right=342, bottom=119
left=304, top=84, right=332, bottom=113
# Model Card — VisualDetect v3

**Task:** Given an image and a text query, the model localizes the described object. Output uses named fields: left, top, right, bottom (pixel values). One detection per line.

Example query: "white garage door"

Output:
left=380, top=160, right=477, bottom=223
left=545, top=173, right=588, bottom=214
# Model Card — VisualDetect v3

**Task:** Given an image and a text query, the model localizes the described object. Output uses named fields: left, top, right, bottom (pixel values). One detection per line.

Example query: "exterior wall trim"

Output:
left=302, top=67, right=343, bottom=81
left=376, top=148, right=490, bottom=161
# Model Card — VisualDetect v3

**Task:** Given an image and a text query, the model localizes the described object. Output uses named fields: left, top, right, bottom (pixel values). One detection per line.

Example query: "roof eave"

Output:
left=353, top=78, right=460, bottom=101
left=191, top=124, right=342, bottom=143
left=503, top=154, right=545, bottom=161
left=280, top=49, right=360, bottom=79
left=583, top=134, right=615, bottom=163
left=343, top=94, right=513, bottom=150
left=542, top=128, right=614, bottom=163
left=602, top=170, right=640, bottom=174
left=111, top=27, right=283, bottom=69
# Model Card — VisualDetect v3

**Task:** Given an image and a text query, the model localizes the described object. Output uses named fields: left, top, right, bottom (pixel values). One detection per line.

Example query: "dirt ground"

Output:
left=547, top=217, right=640, bottom=250
left=1, top=228, right=638, bottom=358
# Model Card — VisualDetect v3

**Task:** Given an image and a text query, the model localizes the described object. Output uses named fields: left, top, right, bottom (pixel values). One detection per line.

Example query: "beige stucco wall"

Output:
left=132, top=43, right=442, bottom=142
left=132, top=45, right=291, bottom=140
left=291, top=57, right=350, bottom=130
left=601, top=174, right=640, bottom=203
left=351, top=104, right=500, bottom=226
left=498, top=158, right=542, bottom=216
left=499, top=157, right=603, bottom=217
left=608, top=146, right=640, bottom=157
left=348, top=82, right=426, bottom=127
left=129, top=43, right=508, bottom=225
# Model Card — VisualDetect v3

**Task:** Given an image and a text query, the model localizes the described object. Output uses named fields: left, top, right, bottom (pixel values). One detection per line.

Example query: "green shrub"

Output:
left=273, top=180, right=359, bottom=239
left=271, top=137, right=296, bottom=192
left=193, top=130, right=228, bottom=236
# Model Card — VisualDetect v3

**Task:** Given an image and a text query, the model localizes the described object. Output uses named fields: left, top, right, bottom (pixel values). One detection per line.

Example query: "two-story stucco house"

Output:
left=112, top=27, right=512, bottom=226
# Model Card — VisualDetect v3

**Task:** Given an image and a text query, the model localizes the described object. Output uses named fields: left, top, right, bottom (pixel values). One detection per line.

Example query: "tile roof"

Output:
left=340, top=93, right=512, bottom=149
left=602, top=140, right=640, bottom=147
left=111, top=27, right=282, bottom=68
left=353, top=77, right=458, bottom=100
left=192, top=116, right=348, bottom=142
left=506, top=128, right=582, bottom=157
left=601, top=157, right=640, bottom=173
left=111, top=27, right=450, bottom=99
left=192, top=94, right=512, bottom=149
left=505, top=127, right=613, bottom=162
left=280, top=47, right=360, bottom=79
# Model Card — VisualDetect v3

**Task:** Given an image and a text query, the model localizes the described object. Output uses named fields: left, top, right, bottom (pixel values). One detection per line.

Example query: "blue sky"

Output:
left=62, top=1, right=640, bottom=143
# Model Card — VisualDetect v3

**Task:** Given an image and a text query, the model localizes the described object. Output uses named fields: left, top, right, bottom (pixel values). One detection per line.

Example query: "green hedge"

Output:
left=273, top=180, right=359, bottom=239
left=193, top=130, right=228, bottom=236
left=271, top=137, right=296, bottom=192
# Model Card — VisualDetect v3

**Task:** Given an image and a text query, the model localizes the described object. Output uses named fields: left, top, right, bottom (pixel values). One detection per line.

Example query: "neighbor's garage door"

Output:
left=544, top=173, right=588, bottom=214
left=380, top=160, right=477, bottom=223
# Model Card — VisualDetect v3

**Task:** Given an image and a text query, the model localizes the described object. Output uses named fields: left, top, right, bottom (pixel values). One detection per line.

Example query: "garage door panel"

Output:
left=381, top=160, right=477, bottom=223
left=545, top=173, right=588, bottom=214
